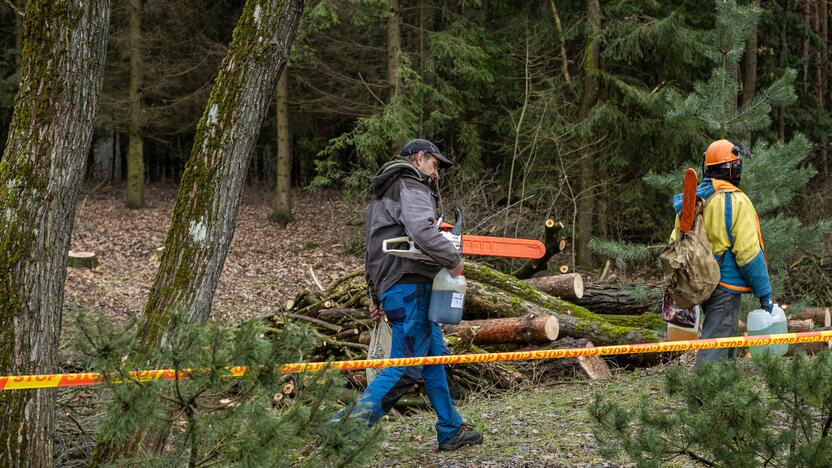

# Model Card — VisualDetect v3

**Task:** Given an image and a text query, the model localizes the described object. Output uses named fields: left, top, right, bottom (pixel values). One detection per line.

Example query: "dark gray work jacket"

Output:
left=364, top=166, right=460, bottom=304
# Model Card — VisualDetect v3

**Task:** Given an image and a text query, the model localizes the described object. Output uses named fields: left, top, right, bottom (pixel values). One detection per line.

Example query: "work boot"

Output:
left=438, top=428, right=484, bottom=451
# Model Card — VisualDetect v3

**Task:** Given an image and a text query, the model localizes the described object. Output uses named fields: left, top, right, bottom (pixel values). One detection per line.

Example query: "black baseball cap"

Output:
left=399, top=139, right=453, bottom=168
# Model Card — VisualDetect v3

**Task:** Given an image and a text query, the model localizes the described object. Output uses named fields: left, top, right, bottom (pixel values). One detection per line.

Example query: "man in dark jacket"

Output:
left=357, top=139, right=483, bottom=451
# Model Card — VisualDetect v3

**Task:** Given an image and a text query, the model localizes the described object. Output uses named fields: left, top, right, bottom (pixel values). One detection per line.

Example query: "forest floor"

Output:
left=64, top=183, right=365, bottom=325
left=61, top=183, right=694, bottom=467
left=375, top=366, right=682, bottom=467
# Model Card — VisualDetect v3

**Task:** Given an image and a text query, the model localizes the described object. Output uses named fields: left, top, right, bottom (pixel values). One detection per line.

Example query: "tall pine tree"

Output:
left=594, top=0, right=830, bottom=303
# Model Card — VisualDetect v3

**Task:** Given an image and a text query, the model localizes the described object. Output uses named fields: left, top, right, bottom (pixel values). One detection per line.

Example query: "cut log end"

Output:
left=544, top=316, right=560, bottom=342
left=525, top=273, right=584, bottom=300
left=68, top=251, right=99, bottom=269
left=559, top=265, right=569, bottom=274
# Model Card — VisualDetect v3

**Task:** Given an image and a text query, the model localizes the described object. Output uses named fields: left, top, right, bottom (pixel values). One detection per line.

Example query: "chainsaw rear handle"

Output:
left=381, top=236, right=427, bottom=260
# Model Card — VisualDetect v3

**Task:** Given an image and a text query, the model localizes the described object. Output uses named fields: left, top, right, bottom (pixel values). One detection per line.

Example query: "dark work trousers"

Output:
left=355, top=282, right=462, bottom=443
left=695, top=288, right=742, bottom=367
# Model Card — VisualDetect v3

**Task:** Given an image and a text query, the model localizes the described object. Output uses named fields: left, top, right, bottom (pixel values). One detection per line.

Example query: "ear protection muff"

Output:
left=702, top=140, right=747, bottom=185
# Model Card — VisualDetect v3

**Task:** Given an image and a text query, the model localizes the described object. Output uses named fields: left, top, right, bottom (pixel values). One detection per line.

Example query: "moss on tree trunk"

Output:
left=91, top=1, right=307, bottom=464
left=0, top=1, right=111, bottom=465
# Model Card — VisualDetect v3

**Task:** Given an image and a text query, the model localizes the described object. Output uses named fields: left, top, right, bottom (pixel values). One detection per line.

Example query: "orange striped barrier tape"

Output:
left=2, top=330, right=831, bottom=391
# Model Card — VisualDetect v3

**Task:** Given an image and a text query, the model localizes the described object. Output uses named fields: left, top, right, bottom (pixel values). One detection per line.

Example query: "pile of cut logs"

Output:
left=264, top=258, right=673, bottom=395
left=264, top=218, right=831, bottom=399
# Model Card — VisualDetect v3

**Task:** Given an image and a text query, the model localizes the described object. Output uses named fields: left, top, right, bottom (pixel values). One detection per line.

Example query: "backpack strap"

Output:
left=701, top=189, right=734, bottom=244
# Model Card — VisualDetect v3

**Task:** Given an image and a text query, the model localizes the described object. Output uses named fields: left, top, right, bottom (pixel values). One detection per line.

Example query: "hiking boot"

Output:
left=438, top=428, right=484, bottom=451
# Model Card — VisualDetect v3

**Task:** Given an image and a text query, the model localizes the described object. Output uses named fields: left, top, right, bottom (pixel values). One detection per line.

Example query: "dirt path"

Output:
left=64, top=184, right=364, bottom=324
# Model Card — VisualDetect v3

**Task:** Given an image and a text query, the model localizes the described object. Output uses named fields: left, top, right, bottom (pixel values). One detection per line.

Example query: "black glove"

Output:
left=760, top=295, right=774, bottom=313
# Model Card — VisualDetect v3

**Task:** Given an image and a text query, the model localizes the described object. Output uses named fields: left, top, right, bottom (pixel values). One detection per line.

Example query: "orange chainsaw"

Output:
left=382, top=209, right=546, bottom=262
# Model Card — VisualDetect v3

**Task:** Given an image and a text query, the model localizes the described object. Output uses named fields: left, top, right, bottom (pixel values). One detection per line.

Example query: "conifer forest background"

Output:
left=2, top=0, right=832, bottom=466
left=1, top=0, right=831, bottom=282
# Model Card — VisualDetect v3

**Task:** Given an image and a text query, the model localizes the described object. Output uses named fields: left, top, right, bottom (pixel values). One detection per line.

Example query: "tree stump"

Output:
left=68, top=251, right=99, bottom=269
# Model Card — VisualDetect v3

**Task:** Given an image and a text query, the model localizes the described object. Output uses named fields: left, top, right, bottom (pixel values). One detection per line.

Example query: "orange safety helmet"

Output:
left=704, top=139, right=741, bottom=166
left=702, top=139, right=748, bottom=185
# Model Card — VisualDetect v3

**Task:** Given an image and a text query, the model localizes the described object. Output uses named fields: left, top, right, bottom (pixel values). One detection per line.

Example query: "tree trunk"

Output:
left=819, top=0, right=829, bottom=177
left=137, top=0, right=305, bottom=351
left=575, top=0, right=601, bottom=268
left=271, top=69, right=293, bottom=225
left=788, top=318, right=814, bottom=333
left=443, top=314, right=559, bottom=345
left=463, top=263, right=662, bottom=348
left=741, top=20, right=757, bottom=126
left=572, top=284, right=662, bottom=315
left=803, top=0, right=811, bottom=89
left=126, top=0, right=144, bottom=209
left=512, top=219, right=566, bottom=279
left=791, top=307, right=831, bottom=328
left=0, top=1, right=110, bottom=466
left=525, top=273, right=584, bottom=300
left=386, top=0, right=401, bottom=97
left=386, top=0, right=403, bottom=152
left=14, top=3, right=23, bottom=67
left=549, top=0, right=571, bottom=83
left=90, top=1, right=306, bottom=464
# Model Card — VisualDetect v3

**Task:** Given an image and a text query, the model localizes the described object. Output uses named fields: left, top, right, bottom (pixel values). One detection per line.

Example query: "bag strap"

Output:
left=699, top=189, right=735, bottom=244
left=701, top=189, right=727, bottom=207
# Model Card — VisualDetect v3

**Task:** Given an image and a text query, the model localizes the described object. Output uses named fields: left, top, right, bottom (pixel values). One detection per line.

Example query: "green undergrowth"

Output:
left=375, top=368, right=685, bottom=467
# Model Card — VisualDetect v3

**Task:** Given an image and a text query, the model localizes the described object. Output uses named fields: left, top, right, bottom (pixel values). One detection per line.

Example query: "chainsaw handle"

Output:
left=382, top=236, right=424, bottom=258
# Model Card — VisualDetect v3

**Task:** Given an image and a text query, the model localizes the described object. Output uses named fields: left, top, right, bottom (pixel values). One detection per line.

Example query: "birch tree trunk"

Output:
left=0, top=1, right=110, bottom=466
left=126, top=0, right=144, bottom=208
left=271, top=69, right=293, bottom=225
left=575, top=0, right=601, bottom=268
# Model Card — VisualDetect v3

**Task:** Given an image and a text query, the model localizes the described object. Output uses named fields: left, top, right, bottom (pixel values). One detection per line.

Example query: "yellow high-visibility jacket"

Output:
left=669, top=178, right=771, bottom=298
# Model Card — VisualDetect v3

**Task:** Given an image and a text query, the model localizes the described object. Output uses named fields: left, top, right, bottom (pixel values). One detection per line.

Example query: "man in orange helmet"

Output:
left=669, top=139, right=773, bottom=366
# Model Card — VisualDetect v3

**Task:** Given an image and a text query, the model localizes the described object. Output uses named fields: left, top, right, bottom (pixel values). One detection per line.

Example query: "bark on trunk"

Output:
left=463, top=263, right=662, bottom=348
left=791, top=307, right=831, bottom=328
left=126, top=0, right=144, bottom=209
left=386, top=0, right=402, bottom=152
left=525, top=273, right=584, bottom=300
left=91, top=1, right=306, bottom=464
left=803, top=0, right=811, bottom=89
left=575, top=0, right=601, bottom=268
left=271, top=69, right=293, bottom=225
left=549, top=0, right=571, bottom=83
left=443, top=314, right=559, bottom=345
left=386, top=0, right=401, bottom=97
left=819, top=0, right=829, bottom=176
left=572, top=284, right=662, bottom=315
left=788, top=318, right=814, bottom=333
left=137, top=0, right=306, bottom=352
left=0, top=2, right=111, bottom=466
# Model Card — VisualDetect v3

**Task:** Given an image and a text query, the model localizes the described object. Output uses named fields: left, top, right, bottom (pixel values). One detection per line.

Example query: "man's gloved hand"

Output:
left=760, top=295, right=774, bottom=313
left=369, top=302, right=385, bottom=321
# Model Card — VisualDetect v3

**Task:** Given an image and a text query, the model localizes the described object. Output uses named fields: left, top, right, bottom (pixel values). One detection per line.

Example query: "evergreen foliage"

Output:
left=596, top=0, right=831, bottom=303
left=74, top=312, right=381, bottom=467
left=590, top=353, right=832, bottom=467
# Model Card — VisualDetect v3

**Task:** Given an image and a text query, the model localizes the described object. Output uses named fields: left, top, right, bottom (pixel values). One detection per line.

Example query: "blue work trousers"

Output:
left=356, top=282, right=462, bottom=443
